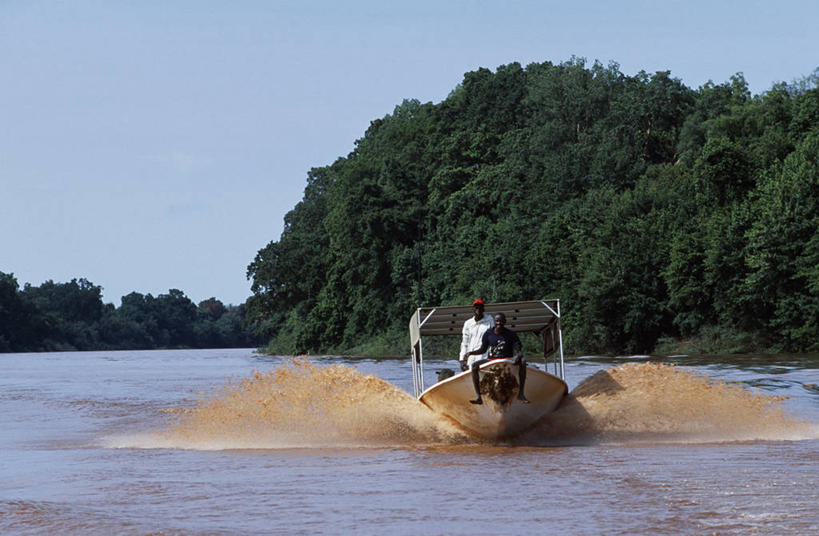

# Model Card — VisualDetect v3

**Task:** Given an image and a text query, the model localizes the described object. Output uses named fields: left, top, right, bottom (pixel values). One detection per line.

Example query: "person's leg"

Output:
left=517, top=359, right=529, bottom=403
left=470, top=359, right=488, bottom=404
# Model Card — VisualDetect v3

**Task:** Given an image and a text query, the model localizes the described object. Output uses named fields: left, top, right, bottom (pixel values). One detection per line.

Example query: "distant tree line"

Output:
left=0, top=272, right=260, bottom=352
left=247, top=58, right=819, bottom=355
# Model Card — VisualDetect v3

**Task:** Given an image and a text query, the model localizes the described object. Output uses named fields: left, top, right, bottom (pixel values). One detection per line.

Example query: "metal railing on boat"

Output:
left=409, top=299, right=566, bottom=397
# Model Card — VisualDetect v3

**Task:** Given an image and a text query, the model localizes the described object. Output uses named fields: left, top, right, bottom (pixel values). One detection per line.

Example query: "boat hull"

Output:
left=419, top=359, right=567, bottom=439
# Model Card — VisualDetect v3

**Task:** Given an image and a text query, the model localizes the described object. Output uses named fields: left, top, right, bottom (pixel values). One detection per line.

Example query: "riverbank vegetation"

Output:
left=0, top=273, right=259, bottom=352
left=247, top=58, right=819, bottom=356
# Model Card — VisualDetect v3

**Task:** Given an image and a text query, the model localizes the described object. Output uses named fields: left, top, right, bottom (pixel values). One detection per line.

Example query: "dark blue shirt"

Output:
left=479, top=328, right=522, bottom=359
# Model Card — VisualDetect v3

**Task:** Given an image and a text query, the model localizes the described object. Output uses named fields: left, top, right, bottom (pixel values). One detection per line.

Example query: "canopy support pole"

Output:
left=557, top=301, right=565, bottom=380
left=410, top=310, right=426, bottom=397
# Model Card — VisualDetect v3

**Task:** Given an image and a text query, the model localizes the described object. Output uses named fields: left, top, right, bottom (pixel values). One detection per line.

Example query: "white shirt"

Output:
left=459, top=313, right=495, bottom=366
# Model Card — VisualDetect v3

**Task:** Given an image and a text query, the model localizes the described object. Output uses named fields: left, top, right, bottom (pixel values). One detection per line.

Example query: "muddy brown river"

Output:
left=2, top=349, right=817, bottom=534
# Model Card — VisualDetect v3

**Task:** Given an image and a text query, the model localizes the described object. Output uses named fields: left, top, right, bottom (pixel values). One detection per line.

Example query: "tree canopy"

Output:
left=247, top=59, right=819, bottom=355
left=0, top=273, right=259, bottom=352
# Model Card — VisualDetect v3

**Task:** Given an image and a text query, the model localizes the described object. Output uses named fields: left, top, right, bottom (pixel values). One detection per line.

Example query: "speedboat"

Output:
left=409, top=300, right=568, bottom=439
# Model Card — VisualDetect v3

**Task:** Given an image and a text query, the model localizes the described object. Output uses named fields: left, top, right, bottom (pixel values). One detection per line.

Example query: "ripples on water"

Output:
left=1, top=349, right=818, bottom=535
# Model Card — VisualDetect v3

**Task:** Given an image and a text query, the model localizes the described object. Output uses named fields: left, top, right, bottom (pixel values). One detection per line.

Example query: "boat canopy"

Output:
left=408, top=300, right=565, bottom=397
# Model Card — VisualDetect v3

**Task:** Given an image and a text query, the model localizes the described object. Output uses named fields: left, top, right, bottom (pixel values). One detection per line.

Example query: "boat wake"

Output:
left=519, top=362, right=816, bottom=445
left=106, top=360, right=816, bottom=450
left=108, top=359, right=469, bottom=450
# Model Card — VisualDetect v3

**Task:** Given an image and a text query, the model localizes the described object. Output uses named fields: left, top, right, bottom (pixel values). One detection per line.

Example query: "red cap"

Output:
left=472, top=299, right=485, bottom=306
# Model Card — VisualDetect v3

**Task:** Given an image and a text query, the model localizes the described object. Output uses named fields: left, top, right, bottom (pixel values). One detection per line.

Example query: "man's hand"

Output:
left=513, top=355, right=523, bottom=366
left=460, top=360, right=468, bottom=372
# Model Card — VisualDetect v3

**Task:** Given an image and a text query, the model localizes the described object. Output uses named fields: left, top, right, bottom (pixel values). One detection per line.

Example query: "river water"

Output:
left=1, top=349, right=817, bottom=535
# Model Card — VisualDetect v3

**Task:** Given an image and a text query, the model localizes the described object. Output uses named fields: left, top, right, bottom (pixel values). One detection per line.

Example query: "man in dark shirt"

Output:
left=462, top=312, right=529, bottom=405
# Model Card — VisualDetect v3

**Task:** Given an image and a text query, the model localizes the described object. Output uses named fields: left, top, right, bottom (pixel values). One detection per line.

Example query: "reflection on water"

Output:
left=1, top=349, right=818, bottom=535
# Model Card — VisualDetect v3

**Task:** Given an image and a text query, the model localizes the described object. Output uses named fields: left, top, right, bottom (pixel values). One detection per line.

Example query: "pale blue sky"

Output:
left=2, top=0, right=817, bottom=305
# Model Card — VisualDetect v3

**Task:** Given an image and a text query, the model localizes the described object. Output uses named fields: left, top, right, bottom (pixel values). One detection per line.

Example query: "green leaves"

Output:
left=0, top=275, right=259, bottom=352
left=741, top=133, right=819, bottom=349
left=247, top=59, right=819, bottom=355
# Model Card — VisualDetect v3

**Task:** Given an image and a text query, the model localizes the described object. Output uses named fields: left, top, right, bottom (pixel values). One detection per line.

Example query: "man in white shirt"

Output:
left=459, top=298, right=494, bottom=371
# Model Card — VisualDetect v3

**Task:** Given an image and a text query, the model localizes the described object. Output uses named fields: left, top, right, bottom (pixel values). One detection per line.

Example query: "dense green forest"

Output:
left=246, top=58, right=819, bottom=356
left=0, top=272, right=260, bottom=352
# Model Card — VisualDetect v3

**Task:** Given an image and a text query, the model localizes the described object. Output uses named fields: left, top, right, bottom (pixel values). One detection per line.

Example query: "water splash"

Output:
left=125, top=359, right=467, bottom=449
left=522, top=362, right=814, bottom=444
left=110, top=360, right=814, bottom=449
